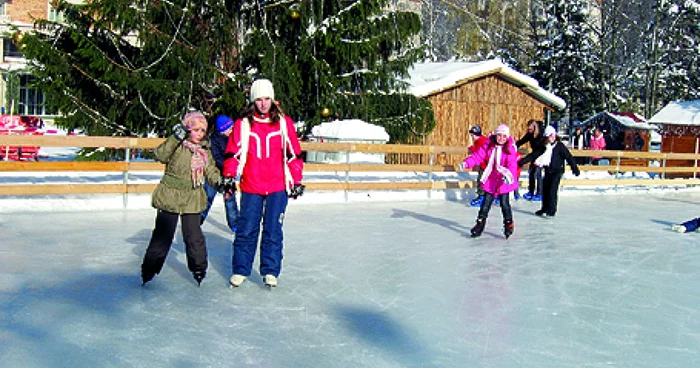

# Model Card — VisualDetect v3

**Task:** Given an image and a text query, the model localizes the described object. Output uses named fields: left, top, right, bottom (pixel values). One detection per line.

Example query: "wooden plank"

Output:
left=561, top=178, right=700, bottom=186
left=0, top=184, right=128, bottom=196
left=0, top=135, right=165, bottom=148
left=0, top=161, right=128, bottom=172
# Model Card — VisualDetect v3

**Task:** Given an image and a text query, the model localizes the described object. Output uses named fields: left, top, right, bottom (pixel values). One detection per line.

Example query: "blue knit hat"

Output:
left=216, top=115, right=233, bottom=133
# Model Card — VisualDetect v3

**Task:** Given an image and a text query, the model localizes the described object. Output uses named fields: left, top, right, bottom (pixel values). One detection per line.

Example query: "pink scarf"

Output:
left=181, top=140, right=208, bottom=188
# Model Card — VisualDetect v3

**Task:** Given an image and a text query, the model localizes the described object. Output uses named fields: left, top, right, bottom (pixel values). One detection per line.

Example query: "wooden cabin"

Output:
left=408, top=60, right=565, bottom=165
left=648, top=100, right=700, bottom=171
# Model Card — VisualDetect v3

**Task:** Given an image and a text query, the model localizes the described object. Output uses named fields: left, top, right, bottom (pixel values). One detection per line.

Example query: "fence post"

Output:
left=123, top=147, right=130, bottom=209
left=428, top=151, right=434, bottom=199
left=615, top=151, right=621, bottom=179
left=344, top=149, right=350, bottom=202
left=662, top=154, right=667, bottom=180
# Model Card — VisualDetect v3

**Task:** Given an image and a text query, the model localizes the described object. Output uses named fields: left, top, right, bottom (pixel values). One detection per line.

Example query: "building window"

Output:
left=48, top=5, right=64, bottom=22
left=19, top=75, right=56, bottom=116
left=0, top=4, right=5, bottom=15
left=3, top=38, right=23, bottom=58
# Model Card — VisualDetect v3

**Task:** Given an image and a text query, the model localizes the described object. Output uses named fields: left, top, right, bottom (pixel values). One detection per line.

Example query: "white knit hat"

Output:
left=249, top=79, right=275, bottom=102
left=494, top=124, right=510, bottom=137
left=544, top=125, right=557, bottom=137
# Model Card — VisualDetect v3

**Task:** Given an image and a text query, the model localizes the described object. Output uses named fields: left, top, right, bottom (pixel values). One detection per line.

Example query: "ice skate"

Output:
left=504, top=220, right=514, bottom=239
left=263, top=275, right=278, bottom=288
left=671, top=224, right=686, bottom=233
left=523, top=193, right=533, bottom=201
left=229, top=274, right=247, bottom=288
left=531, top=195, right=542, bottom=202
left=193, top=271, right=206, bottom=286
left=470, top=218, right=486, bottom=238
left=469, top=196, right=484, bottom=207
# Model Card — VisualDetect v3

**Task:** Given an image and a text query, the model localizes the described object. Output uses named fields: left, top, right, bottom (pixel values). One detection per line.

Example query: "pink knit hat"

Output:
left=182, top=111, right=207, bottom=130
left=494, top=124, right=510, bottom=137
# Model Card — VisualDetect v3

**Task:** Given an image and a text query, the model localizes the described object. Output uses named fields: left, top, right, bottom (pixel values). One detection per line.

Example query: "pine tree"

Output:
left=18, top=0, right=434, bottom=153
left=19, top=0, right=244, bottom=143
left=235, top=0, right=434, bottom=142
left=530, top=0, right=603, bottom=128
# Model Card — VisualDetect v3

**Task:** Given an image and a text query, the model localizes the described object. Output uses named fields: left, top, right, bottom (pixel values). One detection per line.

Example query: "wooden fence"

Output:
left=1, top=135, right=699, bottom=197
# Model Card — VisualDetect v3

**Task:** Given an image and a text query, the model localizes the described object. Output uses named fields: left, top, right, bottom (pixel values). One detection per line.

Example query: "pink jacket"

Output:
left=590, top=133, right=606, bottom=159
left=223, top=114, right=303, bottom=195
left=462, top=137, right=519, bottom=195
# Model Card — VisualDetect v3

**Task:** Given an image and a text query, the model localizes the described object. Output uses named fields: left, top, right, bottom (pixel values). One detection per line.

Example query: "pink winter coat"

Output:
left=462, top=136, right=519, bottom=196
left=222, top=113, right=303, bottom=195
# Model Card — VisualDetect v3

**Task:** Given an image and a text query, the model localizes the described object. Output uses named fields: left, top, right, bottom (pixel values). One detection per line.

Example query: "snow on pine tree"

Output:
left=655, top=0, right=700, bottom=104
left=234, top=0, right=435, bottom=142
left=530, top=0, right=603, bottom=128
left=18, top=0, right=244, bottom=156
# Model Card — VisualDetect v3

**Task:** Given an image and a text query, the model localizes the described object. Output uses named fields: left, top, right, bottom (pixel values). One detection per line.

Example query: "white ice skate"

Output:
left=263, top=275, right=278, bottom=288
left=671, top=224, right=686, bottom=233
left=229, top=274, right=247, bottom=287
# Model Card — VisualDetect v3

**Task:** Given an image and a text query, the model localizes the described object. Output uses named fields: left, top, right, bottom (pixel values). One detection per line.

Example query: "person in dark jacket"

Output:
left=671, top=217, right=700, bottom=233
left=516, top=119, right=546, bottom=201
left=200, top=115, right=239, bottom=232
left=520, top=125, right=580, bottom=218
left=141, top=111, right=222, bottom=286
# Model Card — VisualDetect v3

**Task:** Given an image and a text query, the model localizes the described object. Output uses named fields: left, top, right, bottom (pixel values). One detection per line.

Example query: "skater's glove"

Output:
left=218, top=176, right=237, bottom=197
left=459, top=161, right=469, bottom=171
left=289, top=183, right=306, bottom=199
left=573, top=168, right=580, bottom=177
left=172, top=123, right=190, bottom=142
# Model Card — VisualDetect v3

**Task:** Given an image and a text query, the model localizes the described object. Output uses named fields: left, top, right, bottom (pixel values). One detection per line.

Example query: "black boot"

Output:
left=193, top=270, right=206, bottom=286
left=470, top=218, right=486, bottom=238
left=504, top=220, right=514, bottom=239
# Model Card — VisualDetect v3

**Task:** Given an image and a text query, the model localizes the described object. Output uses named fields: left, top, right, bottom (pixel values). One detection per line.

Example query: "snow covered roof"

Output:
left=647, top=100, right=700, bottom=126
left=581, top=111, right=657, bottom=130
left=407, top=59, right=566, bottom=110
left=311, top=119, right=390, bottom=141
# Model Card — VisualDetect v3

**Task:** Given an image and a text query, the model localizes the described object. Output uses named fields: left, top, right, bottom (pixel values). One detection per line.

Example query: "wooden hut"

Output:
left=580, top=111, right=657, bottom=151
left=408, top=60, right=565, bottom=164
left=647, top=100, right=700, bottom=170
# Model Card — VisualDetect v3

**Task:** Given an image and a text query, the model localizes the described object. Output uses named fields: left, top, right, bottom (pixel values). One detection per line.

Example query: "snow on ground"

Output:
left=1, top=192, right=700, bottom=368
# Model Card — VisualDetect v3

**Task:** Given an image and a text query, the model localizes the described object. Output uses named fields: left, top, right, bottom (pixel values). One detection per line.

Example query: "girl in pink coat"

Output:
left=460, top=124, right=519, bottom=238
left=221, top=79, right=304, bottom=288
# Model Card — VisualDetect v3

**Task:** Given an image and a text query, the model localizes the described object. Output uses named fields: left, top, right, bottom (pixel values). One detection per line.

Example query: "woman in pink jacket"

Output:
left=221, top=79, right=304, bottom=288
left=589, top=127, right=607, bottom=165
left=460, top=124, right=519, bottom=239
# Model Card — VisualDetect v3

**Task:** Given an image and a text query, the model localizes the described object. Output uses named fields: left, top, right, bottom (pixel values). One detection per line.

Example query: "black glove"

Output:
left=173, top=124, right=189, bottom=142
left=289, top=184, right=305, bottom=199
left=218, top=177, right=237, bottom=195
left=573, top=169, right=580, bottom=177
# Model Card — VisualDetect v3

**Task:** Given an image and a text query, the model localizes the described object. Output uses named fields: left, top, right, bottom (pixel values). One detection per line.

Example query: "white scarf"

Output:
left=535, top=142, right=555, bottom=167
left=481, top=146, right=515, bottom=184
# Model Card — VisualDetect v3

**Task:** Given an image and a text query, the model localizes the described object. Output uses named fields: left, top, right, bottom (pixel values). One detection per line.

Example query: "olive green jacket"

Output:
left=151, top=136, right=221, bottom=214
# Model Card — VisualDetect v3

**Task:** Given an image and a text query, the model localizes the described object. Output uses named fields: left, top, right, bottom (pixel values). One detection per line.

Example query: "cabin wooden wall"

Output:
left=422, top=76, right=550, bottom=164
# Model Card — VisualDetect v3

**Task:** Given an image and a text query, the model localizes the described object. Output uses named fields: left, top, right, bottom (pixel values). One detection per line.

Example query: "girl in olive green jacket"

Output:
left=141, top=111, right=222, bottom=286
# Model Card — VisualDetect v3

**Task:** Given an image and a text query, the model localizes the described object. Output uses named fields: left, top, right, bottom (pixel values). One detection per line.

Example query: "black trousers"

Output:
left=142, top=210, right=208, bottom=276
left=541, top=169, right=564, bottom=216
left=527, top=165, right=543, bottom=196
left=477, top=192, right=513, bottom=223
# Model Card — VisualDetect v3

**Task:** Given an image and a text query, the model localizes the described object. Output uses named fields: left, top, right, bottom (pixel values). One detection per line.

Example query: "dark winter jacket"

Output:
left=208, top=129, right=229, bottom=171
left=516, top=122, right=546, bottom=153
left=520, top=141, right=580, bottom=176
left=151, top=136, right=221, bottom=214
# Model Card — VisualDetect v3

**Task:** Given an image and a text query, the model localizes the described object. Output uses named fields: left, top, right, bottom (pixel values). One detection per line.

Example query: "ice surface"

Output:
left=1, top=192, right=699, bottom=368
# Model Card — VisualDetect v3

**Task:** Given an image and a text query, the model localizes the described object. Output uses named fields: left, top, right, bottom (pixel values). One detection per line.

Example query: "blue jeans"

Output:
left=232, top=191, right=288, bottom=277
left=201, top=181, right=239, bottom=231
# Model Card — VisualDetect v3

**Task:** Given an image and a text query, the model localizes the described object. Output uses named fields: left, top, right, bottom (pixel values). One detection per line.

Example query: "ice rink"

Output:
left=1, top=191, right=699, bottom=368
